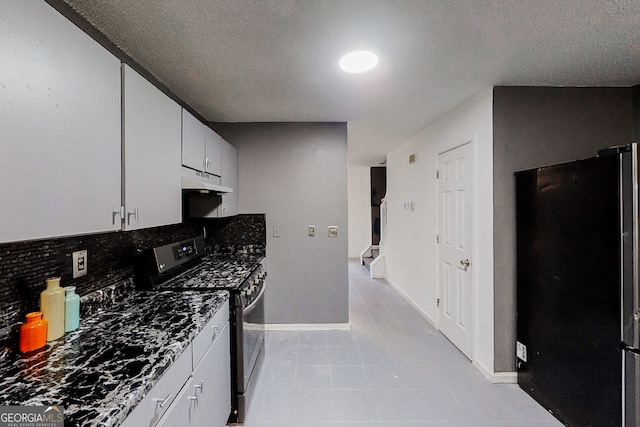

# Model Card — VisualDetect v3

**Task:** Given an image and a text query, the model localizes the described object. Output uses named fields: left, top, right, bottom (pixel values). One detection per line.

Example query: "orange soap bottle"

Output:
left=19, top=312, right=48, bottom=353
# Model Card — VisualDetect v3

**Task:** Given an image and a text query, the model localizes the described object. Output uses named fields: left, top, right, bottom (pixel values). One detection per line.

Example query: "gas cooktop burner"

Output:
left=136, top=236, right=264, bottom=292
left=156, top=257, right=263, bottom=291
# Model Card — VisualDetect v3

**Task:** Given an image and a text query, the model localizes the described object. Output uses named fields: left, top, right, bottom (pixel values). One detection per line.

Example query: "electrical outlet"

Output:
left=328, top=226, right=338, bottom=237
left=516, top=341, right=527, bottom=362
left=308, top=225, right=315, bottom=237
left=72, top=250, right=87, bottom=278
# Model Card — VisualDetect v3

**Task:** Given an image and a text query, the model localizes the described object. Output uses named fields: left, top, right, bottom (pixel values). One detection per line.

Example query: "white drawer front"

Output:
left=120, top=344, right=192, bottom=427
left=154, top=375, right=196, bottom=427
left=192, top=303, right=229, bottom=369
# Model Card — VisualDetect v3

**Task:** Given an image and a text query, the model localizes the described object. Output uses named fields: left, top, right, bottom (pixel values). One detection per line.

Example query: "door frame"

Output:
left=436, top=138, right=477, bottom=362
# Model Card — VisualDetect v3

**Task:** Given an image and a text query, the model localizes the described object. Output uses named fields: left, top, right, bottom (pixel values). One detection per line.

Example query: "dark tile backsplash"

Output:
left=0, top=214, right=265, bottom=337
left=195, top=213, right=266, bottom=255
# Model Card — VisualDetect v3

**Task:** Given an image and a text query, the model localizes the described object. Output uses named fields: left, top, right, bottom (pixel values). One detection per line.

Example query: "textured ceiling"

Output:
left=62, top=0, right=640, bottom=166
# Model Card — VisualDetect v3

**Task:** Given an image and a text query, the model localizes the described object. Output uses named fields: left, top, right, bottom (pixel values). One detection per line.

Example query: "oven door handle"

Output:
left=243, top=281, right=266, bottom=314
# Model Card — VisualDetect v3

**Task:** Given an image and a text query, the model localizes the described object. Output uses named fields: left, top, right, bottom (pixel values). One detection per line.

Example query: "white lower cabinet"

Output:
left=122, top=311, right=230, bottom=427
left=194, top=323, right=231, bottom=427
left=192, top=304, right=229, bottom=368
left=120, top=345, right=193, bottom=427
left=158, top=324, right=231, bottom=427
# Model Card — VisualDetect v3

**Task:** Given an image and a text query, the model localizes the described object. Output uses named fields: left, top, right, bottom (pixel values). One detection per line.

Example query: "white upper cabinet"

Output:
left=181, top=109, right=207, bottom=172
left=181, top=109, right=222, bottom=177
left=185, top=139, right=238, bottom=218
left=123, top=65, right=182, bottom=230
left=219, top=140, right=238, bottom=217
left=0, top=0, right=121, bottom=243
left=205, top=127, right=222, bottom=177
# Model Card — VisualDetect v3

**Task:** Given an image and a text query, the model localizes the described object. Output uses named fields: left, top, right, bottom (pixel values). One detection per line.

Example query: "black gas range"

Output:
left=135, top=236, right=266, bottom=425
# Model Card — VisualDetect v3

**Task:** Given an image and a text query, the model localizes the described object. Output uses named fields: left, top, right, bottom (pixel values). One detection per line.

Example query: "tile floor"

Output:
left=243, top=260, right=562, bottom=427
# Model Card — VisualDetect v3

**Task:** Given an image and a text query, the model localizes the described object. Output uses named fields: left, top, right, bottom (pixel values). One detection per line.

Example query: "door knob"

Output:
left=460, top=259, right=470, bottom=268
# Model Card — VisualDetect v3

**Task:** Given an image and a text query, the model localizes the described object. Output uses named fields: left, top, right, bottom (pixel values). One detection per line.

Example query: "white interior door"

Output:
left=438, top=142, right=474, bottom=359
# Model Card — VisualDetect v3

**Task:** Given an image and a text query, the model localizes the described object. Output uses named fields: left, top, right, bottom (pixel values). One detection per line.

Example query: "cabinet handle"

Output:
left=188, top=395, right=198, bottom=403
left=127, top=208, right=138, bottom=225
left=212, top=325, right=221, bottom=339
left=194, top=380, right=204, bottom=393
left=153, top=393, right=172, bottom=408
left=112, top=206, right=124, bottom=225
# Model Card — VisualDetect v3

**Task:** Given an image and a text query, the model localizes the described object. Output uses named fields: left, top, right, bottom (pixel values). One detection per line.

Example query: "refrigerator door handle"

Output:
left=620, top=341, right=640, bottom=355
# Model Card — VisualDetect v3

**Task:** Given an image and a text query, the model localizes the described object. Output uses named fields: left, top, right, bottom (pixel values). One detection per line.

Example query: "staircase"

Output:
left=360, top=245, right=384, bottom=278
left=359, top=197, right=387, bottom=279
left=362, top=248, right=379, bottom=271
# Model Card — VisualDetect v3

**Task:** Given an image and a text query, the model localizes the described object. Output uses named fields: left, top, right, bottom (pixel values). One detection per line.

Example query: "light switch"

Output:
left=308, top=225, right=315, bottom=237
left=328, top=226, right=338, bottom=237
left=273, top=225, right=281, bottom=238
left=72, top=250, right=87, bottom=278
left=516, top=341, right=527, bottom=362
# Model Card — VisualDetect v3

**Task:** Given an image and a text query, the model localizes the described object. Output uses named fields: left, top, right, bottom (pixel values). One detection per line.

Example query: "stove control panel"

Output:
left=172, top=240, right=198, bottom=261
left=153, top=236, right=205, bottom=273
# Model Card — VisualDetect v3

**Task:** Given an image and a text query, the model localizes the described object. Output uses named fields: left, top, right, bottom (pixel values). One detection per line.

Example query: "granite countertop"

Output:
left=157, top=254, right=264, bottom=291
left=0, top=285, right=229, bottom=427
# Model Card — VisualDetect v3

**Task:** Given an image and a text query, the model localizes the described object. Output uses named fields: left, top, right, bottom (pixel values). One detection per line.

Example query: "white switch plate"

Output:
left=273, top=225, right=281, bottom=238
left=328, top=226, right=338, bottom=237
left=308, top=225, right=315, bottom=237
left=516, top=341, right=527, bottom=362
left=72, top=250, right=87, bottom=278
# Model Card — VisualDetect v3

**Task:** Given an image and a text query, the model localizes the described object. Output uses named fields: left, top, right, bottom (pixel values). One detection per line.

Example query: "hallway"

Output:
left=243, top=260, right=561, bottom=426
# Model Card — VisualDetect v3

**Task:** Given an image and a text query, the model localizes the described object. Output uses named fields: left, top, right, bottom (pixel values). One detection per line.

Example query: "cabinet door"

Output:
left=121, top=345, right=193, bottom=427
left=182, top=109, right=205, bottom=172
left=205, top=128, right=222, bottom=177
left=219, top=140, right=238, bottom=217
left=192, top=323, right=231, bottom=427
left=157, top=323, right=230, bottom=427
left=123, top=65, right=181, bottom=230
left=0, top=0, right=121, bottom=243
left=156, top=375, right=198, bottom=427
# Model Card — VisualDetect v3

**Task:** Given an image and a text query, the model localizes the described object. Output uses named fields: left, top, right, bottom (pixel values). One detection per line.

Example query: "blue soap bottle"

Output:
left=64, top=286, right=80, bottom=332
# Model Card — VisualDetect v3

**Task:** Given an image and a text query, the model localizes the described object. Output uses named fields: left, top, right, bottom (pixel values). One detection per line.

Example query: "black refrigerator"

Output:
left=516, top=144, right=640, bottom=426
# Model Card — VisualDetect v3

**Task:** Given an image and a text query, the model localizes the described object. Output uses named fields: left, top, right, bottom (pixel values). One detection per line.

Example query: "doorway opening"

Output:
left=362, top=166, right=386, bottom=271
left=371, top=166, right=386, bottom=245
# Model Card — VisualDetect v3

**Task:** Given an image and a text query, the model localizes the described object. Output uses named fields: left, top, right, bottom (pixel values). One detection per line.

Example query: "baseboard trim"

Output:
left=384, top=277, right=438, bottom=328
left=476, top=362, right=517, bottom=384
left=385, top=277, right=517, bottom=385
left=265, top=323, right=351, bottom=331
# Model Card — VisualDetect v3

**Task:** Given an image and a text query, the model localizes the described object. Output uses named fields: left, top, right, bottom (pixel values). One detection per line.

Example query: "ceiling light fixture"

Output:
left=339, top=50, right=379, bottom=73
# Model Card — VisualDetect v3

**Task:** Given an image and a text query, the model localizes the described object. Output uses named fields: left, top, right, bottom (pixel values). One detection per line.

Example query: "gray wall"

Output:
left=212, top=122, right=349, bottom=324
left=493, top=87, right=633, bottom=372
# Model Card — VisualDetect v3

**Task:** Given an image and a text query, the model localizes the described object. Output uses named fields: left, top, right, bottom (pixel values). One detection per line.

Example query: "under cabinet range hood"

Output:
left=181, top=175, right=233, bottom=193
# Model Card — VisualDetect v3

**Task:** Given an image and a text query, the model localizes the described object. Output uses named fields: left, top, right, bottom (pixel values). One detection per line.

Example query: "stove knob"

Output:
left=159, top=263, right=166, bottom=271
